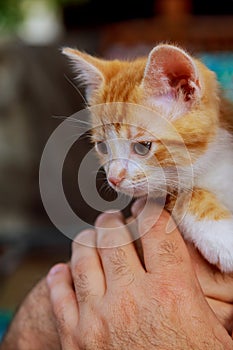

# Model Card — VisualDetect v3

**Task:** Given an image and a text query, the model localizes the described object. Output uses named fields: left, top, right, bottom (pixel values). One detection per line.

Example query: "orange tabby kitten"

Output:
left=63, top=44, right=233, bottom=272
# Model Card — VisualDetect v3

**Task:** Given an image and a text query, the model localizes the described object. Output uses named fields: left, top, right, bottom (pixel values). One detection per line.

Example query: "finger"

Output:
left=95, top=210, right=131, bottom=249
left=71, top=229, right=105, bottom=302
left=187, top=243, right=233, bottom=303
left=131, top=197, right=147, bottom=218
left=126, top=216, right=144, bottom=267
left=47, top=264, right=78, bottom=349
left=131, top=197, right=164, bottom=218
left=95, top=211, right=144, bottom=288
left=207, top=297, right=233, bottom=335
left=137, top=201, right=192, bottom=275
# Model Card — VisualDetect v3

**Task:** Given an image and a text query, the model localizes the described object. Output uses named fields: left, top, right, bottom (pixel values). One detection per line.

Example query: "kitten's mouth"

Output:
left=108, top=179, right=168, bottom=199
left=108, top=179, right=149, bottom=197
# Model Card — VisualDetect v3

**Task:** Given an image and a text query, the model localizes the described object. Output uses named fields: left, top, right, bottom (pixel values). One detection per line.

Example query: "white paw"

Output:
left=180, top=215, right=233, bottom=273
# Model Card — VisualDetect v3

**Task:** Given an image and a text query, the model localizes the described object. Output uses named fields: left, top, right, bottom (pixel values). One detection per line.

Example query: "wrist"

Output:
left=1, top=278, right=60, bottom=350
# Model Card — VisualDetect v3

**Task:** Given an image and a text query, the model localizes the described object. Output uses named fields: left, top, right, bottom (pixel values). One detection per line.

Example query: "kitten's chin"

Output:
left=115, top=186, right=149, bottom=198
left=128, top=188, right=148, bottom=198
left=108, top=180, right=167, bottom=198
left=115, top=186, right=162, bottom=198
left=121, top=187, right=167, bottom=199
left=110, top=184, right=147, bottom=197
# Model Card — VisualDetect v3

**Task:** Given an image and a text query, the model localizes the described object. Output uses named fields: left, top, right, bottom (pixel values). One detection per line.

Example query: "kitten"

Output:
left=63, top=44, right=233, bottom=272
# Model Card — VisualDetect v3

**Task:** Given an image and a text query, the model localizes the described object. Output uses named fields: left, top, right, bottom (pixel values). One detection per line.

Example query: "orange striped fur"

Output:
left=63, top=44, right=232, bottom=218
left=63, top=44, right=233, bottom=271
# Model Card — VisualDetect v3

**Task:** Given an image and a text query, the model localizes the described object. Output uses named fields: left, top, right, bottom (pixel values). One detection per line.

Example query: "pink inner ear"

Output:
left=159, top=50, right=196, bottom=79
left=144, top=45, right=200, bottom=102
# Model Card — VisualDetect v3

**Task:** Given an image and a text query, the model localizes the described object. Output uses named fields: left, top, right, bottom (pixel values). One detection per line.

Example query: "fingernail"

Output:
left=49, top=264, right=65, bottom=276
left=47, top=264, right=65, bottom=286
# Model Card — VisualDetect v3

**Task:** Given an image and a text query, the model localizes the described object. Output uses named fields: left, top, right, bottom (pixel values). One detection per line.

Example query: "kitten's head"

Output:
left=63, top=44, right=219, bottom=197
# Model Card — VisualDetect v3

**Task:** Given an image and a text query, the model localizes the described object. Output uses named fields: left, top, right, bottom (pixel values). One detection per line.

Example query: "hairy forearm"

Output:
left=1, top=278, right=60, bottom=350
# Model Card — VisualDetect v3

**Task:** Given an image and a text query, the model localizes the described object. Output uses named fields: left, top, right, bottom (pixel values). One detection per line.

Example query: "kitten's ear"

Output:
left=62, top=48, right=104, bottom=102
left=142, top=44, right=201, bottom=117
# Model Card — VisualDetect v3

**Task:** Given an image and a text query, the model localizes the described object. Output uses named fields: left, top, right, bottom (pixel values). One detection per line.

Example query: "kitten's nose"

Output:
left=108, top=176, right=124, bottom=187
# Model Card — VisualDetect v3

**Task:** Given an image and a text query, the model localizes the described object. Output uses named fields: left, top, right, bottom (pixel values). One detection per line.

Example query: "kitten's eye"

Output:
left=133, top=142, right=152, bottom=156
left=96, top=141, right=108, bottom=155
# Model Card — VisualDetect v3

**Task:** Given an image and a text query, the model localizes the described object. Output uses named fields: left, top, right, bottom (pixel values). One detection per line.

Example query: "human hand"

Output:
left=46, top=202, right=233, bottom=349
left=131, top=199, right=233, bottom=335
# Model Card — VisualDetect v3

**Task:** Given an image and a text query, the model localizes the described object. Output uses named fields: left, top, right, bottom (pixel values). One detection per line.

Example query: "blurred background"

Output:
left=0, top=0, right=233, bottom=340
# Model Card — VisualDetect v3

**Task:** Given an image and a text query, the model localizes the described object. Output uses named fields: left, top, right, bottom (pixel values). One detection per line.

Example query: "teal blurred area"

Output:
left=0, top=310, right=13, bottom=341
left=199, top=53, right=233, bottom=100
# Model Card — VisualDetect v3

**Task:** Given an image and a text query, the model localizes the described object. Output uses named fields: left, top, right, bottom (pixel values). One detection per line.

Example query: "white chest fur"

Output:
left=194, top=128, right=233, bottom=213
left=179, top=128, right=233, bottom=273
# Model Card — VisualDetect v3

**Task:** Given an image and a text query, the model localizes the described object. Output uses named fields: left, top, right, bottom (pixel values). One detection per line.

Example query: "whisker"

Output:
left=99, top=183, right=115, bottom=198
left=96, top=176, right=107, bottom=182
left=147, top=186, right=177, bottom=199
left=52, top=117, right=94, bottom=136
left=63, top=132, right=92, bottom=143
left=52, top=115, right=68, bottom=120
left=98, top=181, right=107, bottom=193
left=150, top=178, right=191, bottom=189
left=66, top=118, right=92, bottom=126
left=64, top=74, right=88, bottom=106
left=92, top=168, right=106, bottom=176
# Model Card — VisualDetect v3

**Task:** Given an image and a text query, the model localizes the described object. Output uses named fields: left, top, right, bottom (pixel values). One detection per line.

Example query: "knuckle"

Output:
left=72, top=255, right=97, bottom=275
left=73, top=272, right=90, bottom=303
left=110, top=247, right=127, bottom=268
left=72, top=256, right=98, bottom=303
left=109, top=248, right=135, bottom=285
left=72, top=255, right=89, bottom=273
left=157, top=239, right=184, bottom=265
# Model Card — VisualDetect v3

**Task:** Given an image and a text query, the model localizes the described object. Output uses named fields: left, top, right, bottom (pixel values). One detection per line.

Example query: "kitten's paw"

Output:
left=180, top=216, right=233, bottom=273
